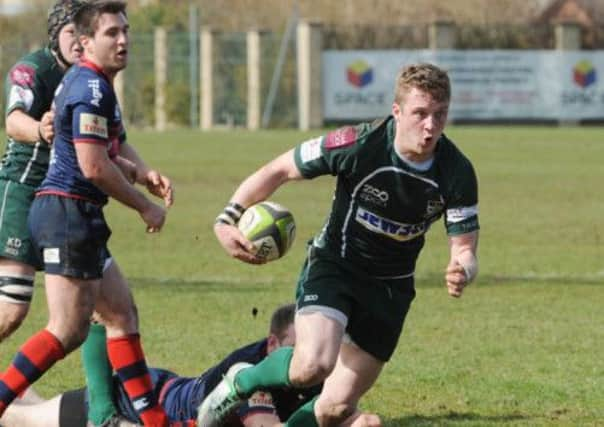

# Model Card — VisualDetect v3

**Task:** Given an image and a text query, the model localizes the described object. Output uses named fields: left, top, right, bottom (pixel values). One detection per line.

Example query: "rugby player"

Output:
left=0, top=2, right=172, bottom=426
left=0, top=304, right=381, bottom=427
left=205, top=63, right=480, bottom=426
left=0, top=0, right=82, bottom=342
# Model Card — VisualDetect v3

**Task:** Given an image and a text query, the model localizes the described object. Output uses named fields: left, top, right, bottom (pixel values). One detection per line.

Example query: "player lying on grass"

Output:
left=0, top=304, right=381, bottom=427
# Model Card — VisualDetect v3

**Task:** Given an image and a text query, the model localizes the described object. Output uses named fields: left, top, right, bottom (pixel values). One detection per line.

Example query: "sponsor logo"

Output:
left=561, top=61, right=604, bottom=107
left=304, top=294, right=318, bottom=302
left=4, top=237, right=22, bottom=256
left=355, top=207, right=426, bottom=241
left=347, top=59, right=373, bottom=88
left=80, top=113, right=108, bottom=138
left=324, top=127, right=357, bottom=149
left=446, top=205, right=478, bottom=223
left=333, top=91, right=387, bottom=107
left=43, top=248, right=60, bottom=264
left=300, top=137, right=322, bottom=163
left=8, top=86, right=34, bottom=111
left=333, top=59, right=386, bottom=108
left=359, top=184, right=389, bottom=207
left=88, top=79, right=103, bottom=107
left=573, top=60, right=597, bottom=88
left=9, top=65, right=35, bottom=86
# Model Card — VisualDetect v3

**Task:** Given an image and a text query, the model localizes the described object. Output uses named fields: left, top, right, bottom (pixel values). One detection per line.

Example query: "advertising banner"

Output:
left=322, top=50, right=604, bottom=120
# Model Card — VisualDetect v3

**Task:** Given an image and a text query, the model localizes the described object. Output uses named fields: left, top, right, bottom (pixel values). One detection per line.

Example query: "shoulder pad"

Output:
left=324, top=126, right=358, bottom=150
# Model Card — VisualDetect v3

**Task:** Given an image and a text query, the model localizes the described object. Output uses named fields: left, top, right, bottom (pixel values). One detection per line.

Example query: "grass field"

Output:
left=0, top=126, right=603, bottom=426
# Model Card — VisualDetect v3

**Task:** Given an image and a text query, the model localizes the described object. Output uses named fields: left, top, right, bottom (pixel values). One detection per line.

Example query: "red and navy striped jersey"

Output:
left=37, top=59, right=125, bottom=205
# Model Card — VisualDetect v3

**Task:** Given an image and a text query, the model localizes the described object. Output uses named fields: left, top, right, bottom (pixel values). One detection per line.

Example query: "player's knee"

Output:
left=0, top=303, right=30, bottom=341
left=0, top=274, right=34, bottom=340
left=49, top=316, right=91, bottom=353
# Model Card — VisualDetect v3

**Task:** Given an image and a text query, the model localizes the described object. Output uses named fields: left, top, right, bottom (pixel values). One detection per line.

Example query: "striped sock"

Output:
left=0, top=329, right=65, bottom=416
left=106, top=334, right=168, bottom=427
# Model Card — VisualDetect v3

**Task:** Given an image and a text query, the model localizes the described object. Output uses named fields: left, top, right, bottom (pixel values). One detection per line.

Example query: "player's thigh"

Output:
left=295, top=253, right=352, bottom=371
left=316, top=341, right=383, bottom=411
left=45, top=273, right=99, bottom=345
left=294, top=311, right=344, bottom=367
left=346, top=277, right=415, bottom=362
left=0, top=180, right=42, bottom=269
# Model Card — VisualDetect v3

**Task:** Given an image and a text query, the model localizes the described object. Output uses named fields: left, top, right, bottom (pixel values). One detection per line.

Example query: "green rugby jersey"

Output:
left=2, top=48, right=63, bottom=186
left=293, top=116, right=479, bottom=278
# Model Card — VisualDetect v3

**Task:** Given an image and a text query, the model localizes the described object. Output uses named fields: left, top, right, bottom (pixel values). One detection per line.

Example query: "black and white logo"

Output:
left=359, top=184, right=389, bottom=207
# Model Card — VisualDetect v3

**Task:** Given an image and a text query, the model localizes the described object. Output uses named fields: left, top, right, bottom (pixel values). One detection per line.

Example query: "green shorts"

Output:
left=0, top=179, right=42, bottom=269
left=295, top=246, right=416, bottom=362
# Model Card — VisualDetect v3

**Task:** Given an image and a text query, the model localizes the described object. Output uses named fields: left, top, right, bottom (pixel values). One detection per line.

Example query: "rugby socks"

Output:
left=284, top=396, right=319, bottom=427
left=234, top=346, right=293, bottom=396
left=0, top=329, right=65, bottom=416
left=82, top=323, right=117, bottom=426
left=106, top=334, right=168, bottom=427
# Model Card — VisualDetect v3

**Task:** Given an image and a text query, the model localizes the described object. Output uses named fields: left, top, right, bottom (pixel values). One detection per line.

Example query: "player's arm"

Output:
left=6, top=109, right=54, bottom=144
left=75, top=143, right=166, bottom=232
left=113, top=155, right=137, bottom=184
left=231, top=148, right=303, bottom=207
left=445, top=230, right=479, bottom=298
left=214, top=149, right=302, bottom=264
left=119, top=142, right=174, bottom=207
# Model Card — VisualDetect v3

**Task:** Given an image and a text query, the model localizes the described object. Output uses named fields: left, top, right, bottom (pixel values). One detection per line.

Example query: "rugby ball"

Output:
left=237, top=201, right=296, bottom=262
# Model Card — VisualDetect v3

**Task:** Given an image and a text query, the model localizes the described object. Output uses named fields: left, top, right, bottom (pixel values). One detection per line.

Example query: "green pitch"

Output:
left=0, top=126, right=602, bottom=425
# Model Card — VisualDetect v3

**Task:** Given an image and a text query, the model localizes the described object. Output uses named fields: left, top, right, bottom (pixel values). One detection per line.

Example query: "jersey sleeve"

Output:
left=444, top=157, right=480, bottom=235
left=5, top=61, right=41, bottom=117
left=116, top=103, right=127, bottom=145
left=71, top=79, right=113, bottom=148
left=236, top=390, right=277, bottom=421
left=293, top=124, right=366, bottom=178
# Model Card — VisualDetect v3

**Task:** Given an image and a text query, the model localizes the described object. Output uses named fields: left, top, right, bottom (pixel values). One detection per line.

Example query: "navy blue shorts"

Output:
left=28, top=195, right=111, bottom=280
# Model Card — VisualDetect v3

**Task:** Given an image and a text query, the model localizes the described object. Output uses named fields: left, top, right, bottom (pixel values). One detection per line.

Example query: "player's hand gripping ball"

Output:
left=237, top=201, right=296, bottom=262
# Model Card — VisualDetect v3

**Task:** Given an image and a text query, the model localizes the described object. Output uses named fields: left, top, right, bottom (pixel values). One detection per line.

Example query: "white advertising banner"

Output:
left=322, top=50, right=604, bottom=120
